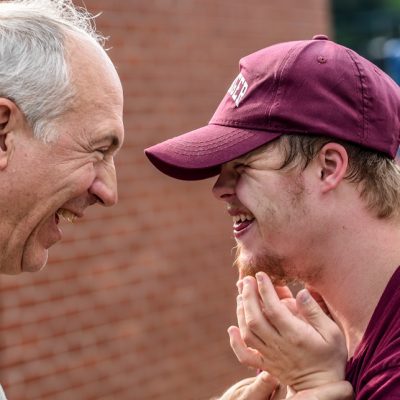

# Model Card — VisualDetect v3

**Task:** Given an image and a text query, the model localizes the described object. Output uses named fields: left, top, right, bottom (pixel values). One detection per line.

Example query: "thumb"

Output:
left=243, top=371, right=279, bottom=400
left=296, top=289, right=337, bottom=338
left=218, top=372, right=278, bottom=400
left=307, top=287, right=330, bottom=315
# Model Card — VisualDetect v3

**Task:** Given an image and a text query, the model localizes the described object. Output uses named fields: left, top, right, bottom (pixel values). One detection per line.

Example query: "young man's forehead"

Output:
left=236, top=141, right=282, bottom=162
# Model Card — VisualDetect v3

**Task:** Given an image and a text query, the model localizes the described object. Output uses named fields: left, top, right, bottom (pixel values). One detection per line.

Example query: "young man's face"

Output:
left=212, top=142, right=314, bottom=284
left=0, top=36, right=124, bottom=274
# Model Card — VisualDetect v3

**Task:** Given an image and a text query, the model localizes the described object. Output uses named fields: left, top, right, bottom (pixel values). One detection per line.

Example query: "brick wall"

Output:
left=0, top=1, right=331, bottom=399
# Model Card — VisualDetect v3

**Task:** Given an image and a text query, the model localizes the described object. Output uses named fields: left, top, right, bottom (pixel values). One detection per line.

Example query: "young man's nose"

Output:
left=212, top=166, right=237, bottom=201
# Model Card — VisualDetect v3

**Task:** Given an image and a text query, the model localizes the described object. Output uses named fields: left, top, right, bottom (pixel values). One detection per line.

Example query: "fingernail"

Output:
left=237, top=295, right=242, bottom=305
left=256, top=272, right=264, bottom=282
left=243, top=277, right=251, bottom=285
left=298, top=289, right=311, bottom=304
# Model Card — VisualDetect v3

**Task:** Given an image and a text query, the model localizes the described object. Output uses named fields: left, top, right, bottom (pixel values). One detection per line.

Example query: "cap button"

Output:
left=312, top=34, right=329, bottom=40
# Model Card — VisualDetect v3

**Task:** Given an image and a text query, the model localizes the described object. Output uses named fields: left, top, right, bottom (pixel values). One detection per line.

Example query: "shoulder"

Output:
left=355, top=364, right=400, bottom=399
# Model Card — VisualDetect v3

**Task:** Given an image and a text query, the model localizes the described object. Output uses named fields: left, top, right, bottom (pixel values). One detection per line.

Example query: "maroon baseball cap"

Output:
left=145, top=35, right=400, bottom=180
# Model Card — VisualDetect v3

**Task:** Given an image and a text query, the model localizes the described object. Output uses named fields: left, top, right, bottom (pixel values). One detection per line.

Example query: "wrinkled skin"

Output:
left=0, top=33, right=124, bottom=274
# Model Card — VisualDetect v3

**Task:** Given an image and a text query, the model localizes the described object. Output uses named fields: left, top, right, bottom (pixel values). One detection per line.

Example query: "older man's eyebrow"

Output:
left=91, top=134, right=121, bottom=149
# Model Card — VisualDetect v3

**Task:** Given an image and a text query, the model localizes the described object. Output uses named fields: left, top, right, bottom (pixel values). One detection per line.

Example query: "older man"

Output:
left=146, top=35, right=400, bottom=399
left=0, top=0, right=124, bottom=276
left=0, top=0, right=123, bottom=397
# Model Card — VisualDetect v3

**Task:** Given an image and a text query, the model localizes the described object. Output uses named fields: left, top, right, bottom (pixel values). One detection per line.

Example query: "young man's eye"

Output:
left=234, top=163, right=246, bottom=174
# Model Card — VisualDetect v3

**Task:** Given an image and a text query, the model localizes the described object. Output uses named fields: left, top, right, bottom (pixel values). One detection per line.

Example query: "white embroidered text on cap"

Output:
left=227, top=72, right=248, bottom=107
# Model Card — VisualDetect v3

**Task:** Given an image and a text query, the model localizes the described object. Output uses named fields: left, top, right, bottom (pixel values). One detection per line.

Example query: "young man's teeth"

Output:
left=57, top=209, right=77, bottom=223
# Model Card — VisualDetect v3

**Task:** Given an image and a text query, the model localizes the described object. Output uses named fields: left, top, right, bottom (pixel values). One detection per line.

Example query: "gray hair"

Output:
left=0, top=0, right=106, bottom=142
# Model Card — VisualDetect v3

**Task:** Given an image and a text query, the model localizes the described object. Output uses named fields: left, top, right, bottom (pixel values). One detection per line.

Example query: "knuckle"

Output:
left=285, top=332, right=307, bottom=349
left=242, top=332, right=260, bottom=352
left=286, top=333, right=302, bottom=347
left=329, top=331, right=347, bottom=354
left=308, top=308, right=320, bottom=320
left=236, top=352, right=253, bottom=367
left=242, top=329, right=254, bottom=344
left=246, top=317, right=260, bottom=331
left=257, top=284, right=267, bottom=297
left=331, top=328, right=345, bottom=343
left=262, top=305, right=280, bottom=321
left=241, top=293, right=252, bottom=305
left=343, top=383, right=355, bottom=399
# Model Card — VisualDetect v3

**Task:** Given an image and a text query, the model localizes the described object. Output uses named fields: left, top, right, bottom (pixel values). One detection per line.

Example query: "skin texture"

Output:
left=0, top=33, right=124, bottom=274
left=229, top=273, right=347, bottom=392
left=218, top=372, right=354, bottom=400
left=212, top=142, right=361, bottom=399
left=213, top=143, right=313, bottom=285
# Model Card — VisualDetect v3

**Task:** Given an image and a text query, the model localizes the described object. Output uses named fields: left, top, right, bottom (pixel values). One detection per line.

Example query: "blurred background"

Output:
left=333, top=0, right=400, bottom=84
left=0, top=0, right=399, bottom=399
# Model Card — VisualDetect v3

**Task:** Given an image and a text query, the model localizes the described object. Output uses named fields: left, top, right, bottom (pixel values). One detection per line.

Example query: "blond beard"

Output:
left=233, top=243, right=296, bottom=286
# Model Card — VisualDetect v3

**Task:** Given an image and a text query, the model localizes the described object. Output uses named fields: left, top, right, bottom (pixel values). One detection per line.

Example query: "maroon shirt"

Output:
left=346, top=266, right=400, bottom=399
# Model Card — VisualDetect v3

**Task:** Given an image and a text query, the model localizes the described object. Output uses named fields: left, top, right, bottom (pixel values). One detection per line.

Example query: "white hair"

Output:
left=0, top=0, right=106, bottom=141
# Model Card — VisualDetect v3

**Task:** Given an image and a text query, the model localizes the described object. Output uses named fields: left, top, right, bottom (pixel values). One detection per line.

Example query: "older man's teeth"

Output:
left=57, top=209, right=77, bottom=223
left=233, top=214, right=254, bottom=224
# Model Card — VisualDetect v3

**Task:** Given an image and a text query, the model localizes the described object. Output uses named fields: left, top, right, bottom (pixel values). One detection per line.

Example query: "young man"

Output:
left=145, top=35, right=400, bottom=399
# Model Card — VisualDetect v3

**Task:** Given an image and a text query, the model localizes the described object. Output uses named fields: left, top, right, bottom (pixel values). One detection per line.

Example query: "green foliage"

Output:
left=333, top=0, right=400, bottom=13
left=332, top=0, right=400, bottom=67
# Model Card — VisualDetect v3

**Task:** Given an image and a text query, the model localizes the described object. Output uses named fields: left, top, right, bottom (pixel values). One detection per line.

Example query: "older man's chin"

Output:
left=20, top=248, right=49, bottom=274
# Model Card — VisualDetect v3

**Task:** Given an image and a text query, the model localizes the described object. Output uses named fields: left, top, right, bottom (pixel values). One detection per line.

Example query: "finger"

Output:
left=274, top=285, right=293, bottom=300
left=288, top=381, right=354, bottom=400
left=236, top=294, right=247, bottom=339
left=243, top=371, right=279, bottom=400
left=274, top=285, right=300, bottom=318
left=241, top=277, right=279, bottom=341
left=236, top=295, right=266, bottom=350
left=269, top=383, right=288, bottom=399
left=218, top=371, right=279, bottom=400
left=296, top=289, right=342, bottom=339
left=254, top=272, right=297, bottom=334
left=280, top=298, right=298, bottom=316
left=217, top=377, right=257, bottom=400
left=227, top=326, right=263, bottom=369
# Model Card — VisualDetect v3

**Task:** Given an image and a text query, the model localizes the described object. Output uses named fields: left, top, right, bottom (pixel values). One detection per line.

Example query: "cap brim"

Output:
left=145, top=123, right=282, bottom=180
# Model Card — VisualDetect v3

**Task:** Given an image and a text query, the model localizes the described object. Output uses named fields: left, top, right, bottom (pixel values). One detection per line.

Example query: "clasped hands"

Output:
left=220, top=272, right=353, bottom=400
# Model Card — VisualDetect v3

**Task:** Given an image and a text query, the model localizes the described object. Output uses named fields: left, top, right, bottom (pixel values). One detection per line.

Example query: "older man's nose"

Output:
left=89, top=167, right=118, bottom=207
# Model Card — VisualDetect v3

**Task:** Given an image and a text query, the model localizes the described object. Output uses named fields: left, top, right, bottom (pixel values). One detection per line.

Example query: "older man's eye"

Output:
left=96, top=148, right=109, bottom=156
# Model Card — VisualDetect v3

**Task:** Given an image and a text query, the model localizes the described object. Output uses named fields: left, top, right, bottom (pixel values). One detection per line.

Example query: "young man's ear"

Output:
left=0, top=98, right=25, bottom=170
left=317, top=143, right=348, bottom=193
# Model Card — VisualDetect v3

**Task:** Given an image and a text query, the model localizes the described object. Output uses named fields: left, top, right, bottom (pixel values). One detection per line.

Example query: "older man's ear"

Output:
left=0, top=98, right=25, bottom=170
